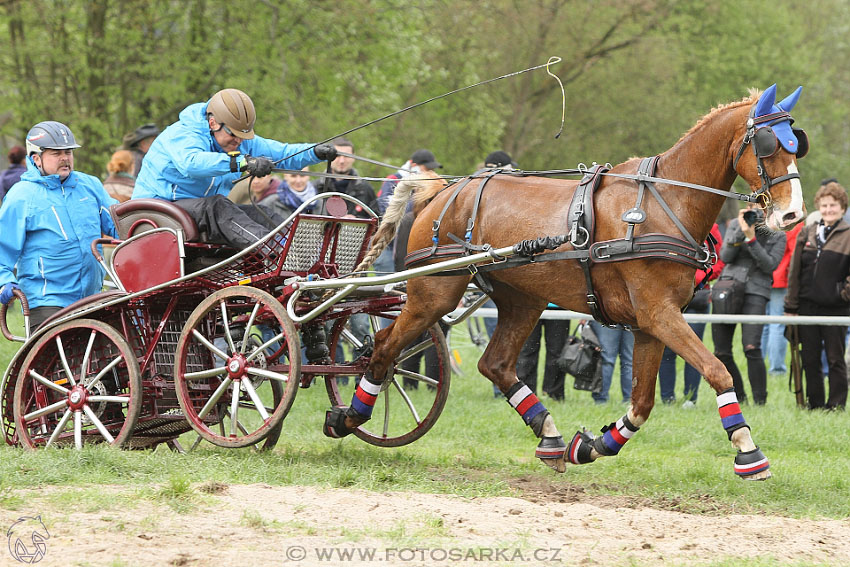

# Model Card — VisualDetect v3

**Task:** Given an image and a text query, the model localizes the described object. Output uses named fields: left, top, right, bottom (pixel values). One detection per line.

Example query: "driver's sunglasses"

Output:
left=219, top=124, right=238, bottom=137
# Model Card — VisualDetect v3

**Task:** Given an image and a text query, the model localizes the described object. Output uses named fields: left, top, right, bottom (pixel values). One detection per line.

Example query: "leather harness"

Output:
left=403, top=158, right=716, bottom=329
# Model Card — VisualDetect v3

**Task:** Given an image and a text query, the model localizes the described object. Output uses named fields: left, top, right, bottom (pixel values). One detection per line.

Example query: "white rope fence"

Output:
left=449, top=308, right=850, bottom=326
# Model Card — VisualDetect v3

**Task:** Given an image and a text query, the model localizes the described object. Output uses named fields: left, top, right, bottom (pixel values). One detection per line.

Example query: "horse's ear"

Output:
left=754, top=84, right=777, bottom=117
left=777, top=86, right=803, bottom=112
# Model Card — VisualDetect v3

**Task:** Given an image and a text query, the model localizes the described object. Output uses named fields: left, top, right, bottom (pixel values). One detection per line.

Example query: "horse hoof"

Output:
left=567, top=430, right=596, bottom=465
left=536, top=436, right=567, bottom=472
left=323, top=406, right=354, bottom=439
left=734, top=446, right=770, bottom=479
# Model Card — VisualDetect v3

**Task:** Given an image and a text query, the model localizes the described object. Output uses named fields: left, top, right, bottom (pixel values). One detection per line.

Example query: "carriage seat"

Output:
left=110, top=199, right=203, bottom=242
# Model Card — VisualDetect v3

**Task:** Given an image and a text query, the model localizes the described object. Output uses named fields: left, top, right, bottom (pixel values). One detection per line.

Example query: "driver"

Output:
left=132, top=88, right=338, bottom=249
left=0, top=121, right=118, bottom=329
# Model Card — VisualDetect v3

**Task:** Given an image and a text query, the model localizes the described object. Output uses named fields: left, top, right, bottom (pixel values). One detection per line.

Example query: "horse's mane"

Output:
left=354, top=171, right=447, bottom=273
left=673, top=90, right=760, bottom=146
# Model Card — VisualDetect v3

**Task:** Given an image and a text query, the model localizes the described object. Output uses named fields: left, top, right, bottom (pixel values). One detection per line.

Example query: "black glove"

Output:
left=313, top=144, right=338, bottom=162
left=243, top=155, right=274, bottom=177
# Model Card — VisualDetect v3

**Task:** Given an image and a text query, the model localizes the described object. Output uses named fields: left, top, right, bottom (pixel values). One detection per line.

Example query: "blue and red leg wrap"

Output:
left=598, top=415, right=640, bottom=456
left=716, top=388, right=748, bottom=438
left=350, top=376, right=382, bottom=419
left=717, top=388, right=770, bottom=478
left=323, top=375, right=382, bottom=439
left=506, top=382, right=547, bottom=429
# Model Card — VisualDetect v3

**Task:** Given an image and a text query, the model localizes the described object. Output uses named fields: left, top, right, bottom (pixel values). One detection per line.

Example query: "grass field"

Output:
left=1, top=307, right=848, bottom=523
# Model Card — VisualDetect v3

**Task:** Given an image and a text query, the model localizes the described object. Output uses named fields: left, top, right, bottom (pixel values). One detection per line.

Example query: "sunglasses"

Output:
left=219, top=124, right=239, bottom=137
left=753, top=126, right=809, bottom=159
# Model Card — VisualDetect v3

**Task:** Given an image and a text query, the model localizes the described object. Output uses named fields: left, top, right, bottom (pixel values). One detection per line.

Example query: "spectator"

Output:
left=102, top=149, right=136, bottom=202
left=517, top=306, right=570, bottom=401
left=0, top=121, right=118, bottom=329
left=785, top=181, right=850, bottom=410
left=761, top=221, right=802, bottom=375
left=258, top=168, right=317, bottom=218
left=133, top=88, right=336, bottom=249
left=0, top=145, right=26, bottom=202
left=314, top=137, right=377, bottom=219
left=711, top=205, right=784, bottom=405
left=658, top=223, right=725, bottom=407
left=229, top=173, right=282, bottom=205
left=588, top=321, right=634, bottom=404
left=373, top=149, right=442, bottom=274
left=122, top=123, right=160, bottom=177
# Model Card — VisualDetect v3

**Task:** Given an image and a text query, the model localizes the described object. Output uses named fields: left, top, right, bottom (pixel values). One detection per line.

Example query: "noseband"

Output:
left=732, top=107, right=805, bottom=208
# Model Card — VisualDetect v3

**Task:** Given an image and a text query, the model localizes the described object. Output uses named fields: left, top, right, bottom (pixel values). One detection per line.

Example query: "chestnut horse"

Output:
left=326, top=84, right=807, bottom=480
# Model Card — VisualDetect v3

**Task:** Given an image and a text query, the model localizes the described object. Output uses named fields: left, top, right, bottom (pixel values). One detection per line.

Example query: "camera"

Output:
left=743, top=209, right=764, bottom=226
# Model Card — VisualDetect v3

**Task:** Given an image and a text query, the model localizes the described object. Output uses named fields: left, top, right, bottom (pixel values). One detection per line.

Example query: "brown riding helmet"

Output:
left=207, top=88, right=256, bottom=139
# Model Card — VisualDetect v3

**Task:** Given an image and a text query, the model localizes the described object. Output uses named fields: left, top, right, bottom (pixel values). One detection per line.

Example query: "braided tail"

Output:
left=354, top=179, right=421, bottom=273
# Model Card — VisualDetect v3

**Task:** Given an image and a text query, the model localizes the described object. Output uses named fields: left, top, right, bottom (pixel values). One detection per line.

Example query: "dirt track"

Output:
left=2, top=479, right=849, bottom=567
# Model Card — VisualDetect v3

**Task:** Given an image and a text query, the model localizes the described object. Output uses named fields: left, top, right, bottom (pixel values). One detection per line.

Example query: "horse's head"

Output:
left=733, top=84, right=808, bottom=231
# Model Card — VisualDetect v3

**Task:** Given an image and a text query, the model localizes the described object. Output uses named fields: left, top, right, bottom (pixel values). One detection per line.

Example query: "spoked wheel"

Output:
left=325, top=313, right=450, bottom=447
left=174, top=286, right=300, bottom=448
left=13, top=319, right=142, bottom=449
left=174, top=334, right=285, bottom=453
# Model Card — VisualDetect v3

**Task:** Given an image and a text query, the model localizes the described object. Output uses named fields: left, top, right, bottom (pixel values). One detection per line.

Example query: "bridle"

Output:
left=732, top=106, right=809, bottom=209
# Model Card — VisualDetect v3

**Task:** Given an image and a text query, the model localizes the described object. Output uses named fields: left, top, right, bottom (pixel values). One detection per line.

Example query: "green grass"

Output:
left=1, top=308, right=848, bottom=520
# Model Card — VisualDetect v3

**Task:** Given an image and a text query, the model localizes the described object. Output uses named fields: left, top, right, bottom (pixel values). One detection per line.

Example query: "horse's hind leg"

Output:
left=478, top=291, right=569, bottom=472
left=567, top=330, right=662, bottom=466
left=323, top=275, right=468, bottom=438
left=637, top=309, right=771, bottom=480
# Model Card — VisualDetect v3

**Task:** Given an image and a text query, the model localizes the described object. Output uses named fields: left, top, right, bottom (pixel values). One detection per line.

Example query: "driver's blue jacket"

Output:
left=133, top=102, right=321, bottom=201
left=0, top=158, right=118, bottom=309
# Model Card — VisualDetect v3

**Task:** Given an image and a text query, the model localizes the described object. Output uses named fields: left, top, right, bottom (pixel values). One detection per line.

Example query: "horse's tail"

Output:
left=354, top=178, right=420, bottom=274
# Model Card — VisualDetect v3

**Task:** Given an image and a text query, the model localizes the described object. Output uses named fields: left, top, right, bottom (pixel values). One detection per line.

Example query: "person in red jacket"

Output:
left=761, top=221, right=802, bottom=374
left=657, top=223, right=725, bottom=407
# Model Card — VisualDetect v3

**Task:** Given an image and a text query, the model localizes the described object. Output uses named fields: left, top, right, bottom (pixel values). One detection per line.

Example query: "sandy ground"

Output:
left=2, top=479, right=849, bottom=567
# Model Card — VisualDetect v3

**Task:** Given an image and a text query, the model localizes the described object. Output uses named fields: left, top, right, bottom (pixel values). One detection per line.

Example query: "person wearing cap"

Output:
left=133, top=88, right=338, bottom=249
left=314, top=137, right=377, bottom=219
left=122, top=123, right=161, bottom=177
left=372, top=149, right=443, bottom=275
left=0, top=121, right=118, bottom=329
left=376, top=149, right=442, bottom=216
left=484, top=150, right=517, bottom=170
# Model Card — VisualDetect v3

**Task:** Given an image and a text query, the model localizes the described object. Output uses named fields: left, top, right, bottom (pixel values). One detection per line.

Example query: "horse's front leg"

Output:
left=566, top=329, right=662, bottom=465
left=640, top=309, right=771, bottom=480
left=323, top=276, right=467, bottom=439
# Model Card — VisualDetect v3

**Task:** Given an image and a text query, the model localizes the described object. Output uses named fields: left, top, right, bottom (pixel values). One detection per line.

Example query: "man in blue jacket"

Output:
left=0, top=121, right=118, bottom=329
left=133, top=88, right=337, bottom=248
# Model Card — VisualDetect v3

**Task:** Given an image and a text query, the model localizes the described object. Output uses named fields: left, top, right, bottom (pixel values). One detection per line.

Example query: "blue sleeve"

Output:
left=167, top=127, right=233, bottom=178
left=96, top=183, right=119, bottom=238
left=0, top=193, right=27, bottom=288
left=244, top=136, right=321, bottom=171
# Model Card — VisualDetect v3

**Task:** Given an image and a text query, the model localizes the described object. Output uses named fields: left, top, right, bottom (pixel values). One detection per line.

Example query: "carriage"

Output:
left=0, top=193, right=458, bottom=451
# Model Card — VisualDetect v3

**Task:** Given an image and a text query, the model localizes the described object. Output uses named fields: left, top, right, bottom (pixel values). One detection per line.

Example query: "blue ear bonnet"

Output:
left=753, top=84, right=804, bottom=154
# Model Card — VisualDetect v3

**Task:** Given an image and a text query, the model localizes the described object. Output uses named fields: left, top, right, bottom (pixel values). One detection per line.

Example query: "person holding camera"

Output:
left=784, top=181, right=850, bottom=410
left=710, top=205, right=784, bottom=405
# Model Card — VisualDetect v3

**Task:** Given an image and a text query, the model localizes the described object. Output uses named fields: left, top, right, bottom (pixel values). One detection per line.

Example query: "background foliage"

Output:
left=0, top=0, right=845, bottom=214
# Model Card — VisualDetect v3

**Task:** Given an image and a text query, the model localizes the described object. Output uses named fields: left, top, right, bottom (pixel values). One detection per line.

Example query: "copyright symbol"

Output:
left=286, top=546, right=307, bottom=561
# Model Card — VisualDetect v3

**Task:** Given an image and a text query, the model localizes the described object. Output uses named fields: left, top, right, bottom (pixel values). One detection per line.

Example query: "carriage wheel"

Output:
left=173, top=286, right=300, bottom=448
left=325, top=314, right=450, bottom=447
left=174, top=334, right=285, bottom=454
left=13, top=319, right=142, bottom=449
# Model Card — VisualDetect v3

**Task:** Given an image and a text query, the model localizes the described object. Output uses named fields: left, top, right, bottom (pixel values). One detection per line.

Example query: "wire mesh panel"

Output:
left=330, top=222, right=372, bottom=274
left=192, top=215, right=376, bottom=288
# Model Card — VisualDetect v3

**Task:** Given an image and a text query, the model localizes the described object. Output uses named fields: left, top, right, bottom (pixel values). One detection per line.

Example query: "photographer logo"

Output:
left=7, top=516, right=50, bottom=564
